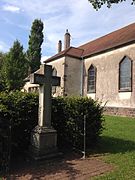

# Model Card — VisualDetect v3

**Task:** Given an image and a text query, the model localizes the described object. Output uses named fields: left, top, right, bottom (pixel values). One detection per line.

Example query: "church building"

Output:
left=45, top=23, right=135, bottom=117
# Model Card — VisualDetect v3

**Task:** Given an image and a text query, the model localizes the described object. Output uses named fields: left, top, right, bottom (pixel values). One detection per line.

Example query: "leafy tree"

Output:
left=0, top=52, right=7, bottom=91
left=0, top=52, right=4, bottom=68
left=0, top=52, right=5, bottom=91
left=27, top=19, right=44, bottom=74
left=4, top=40, right=28, bottom=91
left=88, top=0, right=135, bottom=10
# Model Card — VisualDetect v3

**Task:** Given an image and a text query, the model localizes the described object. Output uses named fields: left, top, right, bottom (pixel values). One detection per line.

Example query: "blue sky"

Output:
left=0, top=0, right=135, bottom=61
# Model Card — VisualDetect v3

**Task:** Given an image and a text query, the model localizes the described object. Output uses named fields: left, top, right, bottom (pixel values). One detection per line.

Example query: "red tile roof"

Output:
left=80, top=23, right=135, bottom=58
left=45, top=47, right=84, bottom=62
left=45, top=23, right=135, bottom=63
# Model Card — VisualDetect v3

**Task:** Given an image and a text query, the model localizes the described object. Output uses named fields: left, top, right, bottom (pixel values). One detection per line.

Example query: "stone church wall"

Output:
left=104, top=106, right=135, bottom=117
left=64, top=56, right=83, bottom=96
left=46, top=43, right=135, bottom=116
left=84, top=43, right=135, bottom=108
left=46, top=56, right=83, bottom=96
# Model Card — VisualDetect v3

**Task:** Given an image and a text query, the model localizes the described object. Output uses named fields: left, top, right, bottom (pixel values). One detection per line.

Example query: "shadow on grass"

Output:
left=92, top=136, right=135, bottom=155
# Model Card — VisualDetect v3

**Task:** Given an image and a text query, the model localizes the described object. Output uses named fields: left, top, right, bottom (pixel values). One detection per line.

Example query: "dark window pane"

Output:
left=119, top=57, right=131, bottom=91
left=87, top=65, right=96, bottom=93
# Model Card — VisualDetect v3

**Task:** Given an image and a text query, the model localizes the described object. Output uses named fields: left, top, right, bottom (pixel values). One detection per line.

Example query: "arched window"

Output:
left=119, top=56, right=132, bottom=91
left=87, top=65, right=96, bottom=93
left=52, top=67, right=57, bottom=94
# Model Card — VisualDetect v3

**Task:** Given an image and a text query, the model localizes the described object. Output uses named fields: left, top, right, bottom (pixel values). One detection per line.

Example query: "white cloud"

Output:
left=2, top=4, right=20, bottom=13
left=1, top=0, right=135, bottom=57
left=41, top=0, right=135, bottom=54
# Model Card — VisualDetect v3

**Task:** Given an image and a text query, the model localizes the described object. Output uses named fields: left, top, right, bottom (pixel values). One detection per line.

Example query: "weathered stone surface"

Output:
left=29, top=64, right=60, bottom=160
left=104, top=106, right=135, bottom=117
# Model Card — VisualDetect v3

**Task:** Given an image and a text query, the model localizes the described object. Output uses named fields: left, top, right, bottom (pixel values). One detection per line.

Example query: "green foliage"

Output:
left=0, top=93, right=104, bottom=155
left=0, top=91, right=38, bottom=153
left=4, top=40, right=28, bottom=91
left=0, top=19, right=44, bottom=91
left=0, top=52, right=5, bottom=70
left=0, top=91, right=38, bottom=175
left=27, top=19, right=44, bottom=73
left=0, top=52, right=7, bottom=91
left=0, top=100, right=11, bottom=175
left=92, top=116, right=135, bottom=179
left=52, top=96, right=104, bottom=149
left=88, top=0, right=135, bottom=10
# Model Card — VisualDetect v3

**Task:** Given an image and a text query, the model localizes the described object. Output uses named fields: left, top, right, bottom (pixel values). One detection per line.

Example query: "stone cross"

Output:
left=30, top=64, right=60, bottom=128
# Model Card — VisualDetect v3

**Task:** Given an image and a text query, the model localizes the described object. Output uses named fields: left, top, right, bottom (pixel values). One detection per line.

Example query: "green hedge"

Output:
left=0, top=91, right=38, bottom=153
left=0, top=91, right=104, bottom=153
left=52, top=97, right=104, bottom=149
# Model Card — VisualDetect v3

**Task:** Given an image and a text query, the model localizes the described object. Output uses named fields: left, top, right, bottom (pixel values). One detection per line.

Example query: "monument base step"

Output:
left=31, top=151, right=63, bottom=161
left=29, top=144, right=63, bottom=161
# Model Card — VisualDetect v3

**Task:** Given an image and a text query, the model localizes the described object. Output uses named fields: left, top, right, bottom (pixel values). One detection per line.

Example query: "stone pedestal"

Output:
left=30, top=125, right=58, bottom=160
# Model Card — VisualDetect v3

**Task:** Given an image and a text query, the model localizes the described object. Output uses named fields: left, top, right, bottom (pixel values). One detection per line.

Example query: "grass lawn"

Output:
left=92, top=115, right=135, bottom=180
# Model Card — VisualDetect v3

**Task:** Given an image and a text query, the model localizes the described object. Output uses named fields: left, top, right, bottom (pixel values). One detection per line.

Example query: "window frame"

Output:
left=87, top=64, right=97, bottom=93
left=119, top=56, right=132, bottom=92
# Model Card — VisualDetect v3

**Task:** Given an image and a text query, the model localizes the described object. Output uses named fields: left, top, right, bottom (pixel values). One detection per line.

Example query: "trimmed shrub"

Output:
left=0, top=92, right=104, bottom=154
left=0, top=104, right=10, bottom=175
left=0, top=91, right=38, bottom=153
left=52, top=96, right=104, bottom=150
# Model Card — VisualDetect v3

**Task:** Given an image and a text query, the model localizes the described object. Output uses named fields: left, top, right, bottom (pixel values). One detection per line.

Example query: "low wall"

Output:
left=104, top=107, right=135, bottom=117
